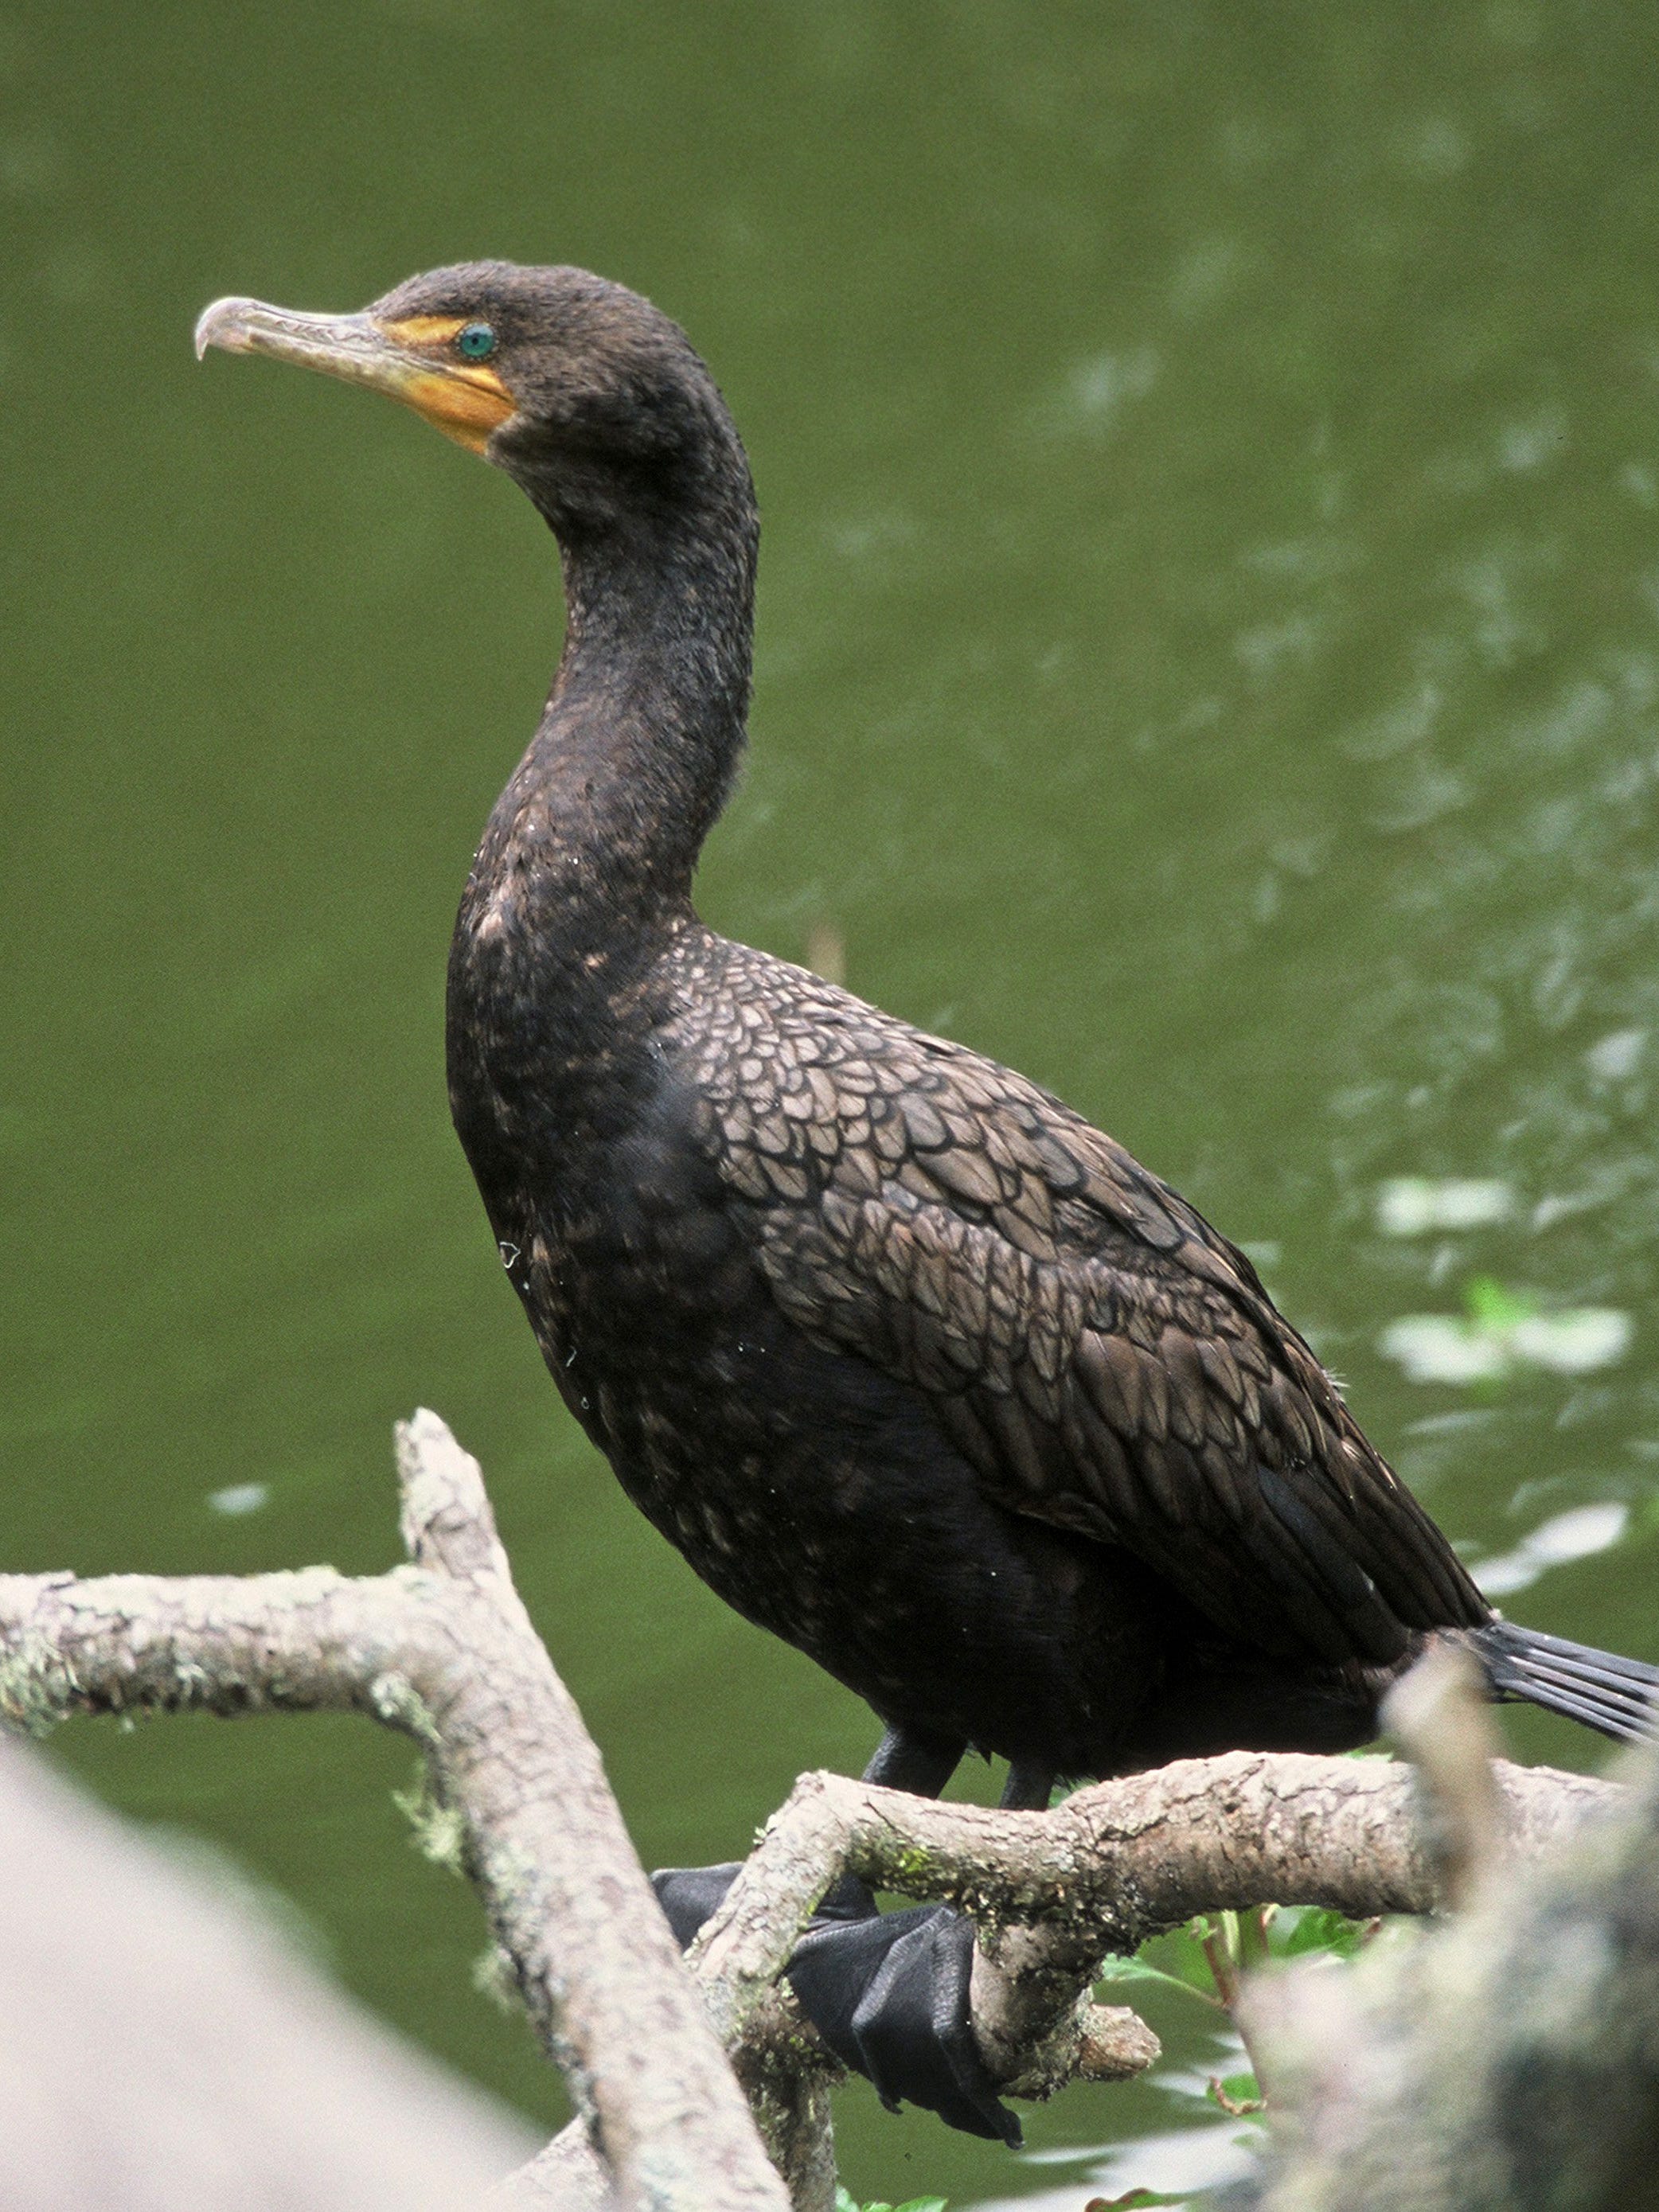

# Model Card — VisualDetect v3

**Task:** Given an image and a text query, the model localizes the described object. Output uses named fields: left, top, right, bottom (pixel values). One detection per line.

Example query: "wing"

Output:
left=688, top=957, right=1486, bottom=1668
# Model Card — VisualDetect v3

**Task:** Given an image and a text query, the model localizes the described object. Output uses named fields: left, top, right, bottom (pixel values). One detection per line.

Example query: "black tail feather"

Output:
left=1470, top=1620, right=1659, bottom=1746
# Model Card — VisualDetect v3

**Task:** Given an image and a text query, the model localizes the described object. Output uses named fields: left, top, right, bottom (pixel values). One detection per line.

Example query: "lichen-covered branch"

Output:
left=0, top=1418, right=1623, bottom=2212
left=690, top=1741, right=1614, bottom=2113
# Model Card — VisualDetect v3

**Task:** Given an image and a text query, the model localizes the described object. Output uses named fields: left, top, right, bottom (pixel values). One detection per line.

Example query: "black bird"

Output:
left=197, top=264, right=1657, bottom=2140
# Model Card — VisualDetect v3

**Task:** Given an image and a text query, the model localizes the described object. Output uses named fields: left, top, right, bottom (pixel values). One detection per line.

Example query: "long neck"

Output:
left=556, top=508, right=754, bottom=897
left=472, top=494, right=757, bottom=949
left=447, top=469, right=758, bottom=1191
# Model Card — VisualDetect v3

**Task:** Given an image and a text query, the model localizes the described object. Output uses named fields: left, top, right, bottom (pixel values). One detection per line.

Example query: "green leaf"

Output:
left=1463, top=1274, right=1537, bottom=1328
left=1095, top=1955, right=1221, bottom=2004
left=1274, top=1906, right=1375, bottom=1960
left=1172, top=1922, right=1224, bottom=1990
left=1213, top=2070, right=1259, bottom=2102
left=1084, top=2191, right=1190, bottom=2209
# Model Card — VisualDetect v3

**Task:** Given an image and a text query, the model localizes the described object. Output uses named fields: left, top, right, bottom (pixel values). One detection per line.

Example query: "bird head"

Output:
left=195, top=261, right=747, bottom=538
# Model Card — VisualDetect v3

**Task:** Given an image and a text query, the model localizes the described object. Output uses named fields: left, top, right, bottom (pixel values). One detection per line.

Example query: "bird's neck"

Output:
left=465, top=501, right=757, bottom=955
left=447, top=507, right=754, bottom=1193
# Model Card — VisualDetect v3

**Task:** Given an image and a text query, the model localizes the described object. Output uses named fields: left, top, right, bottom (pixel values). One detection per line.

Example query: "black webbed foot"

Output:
left=787, top=1900, right=1021, bottom=2144
left=649, top=1863, right=1020, bottom=2145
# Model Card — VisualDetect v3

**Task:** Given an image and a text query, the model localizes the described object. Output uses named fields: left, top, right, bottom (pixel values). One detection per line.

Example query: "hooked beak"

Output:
left=193, top=297, right=516, bottom=454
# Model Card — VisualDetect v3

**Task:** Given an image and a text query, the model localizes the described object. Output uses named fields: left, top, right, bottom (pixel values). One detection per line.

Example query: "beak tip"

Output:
left=194, top=296, right=259, bottom=361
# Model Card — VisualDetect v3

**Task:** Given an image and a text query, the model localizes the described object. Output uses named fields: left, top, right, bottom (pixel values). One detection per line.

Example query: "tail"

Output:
left=1470, top=1619, right=1659, bottom=1745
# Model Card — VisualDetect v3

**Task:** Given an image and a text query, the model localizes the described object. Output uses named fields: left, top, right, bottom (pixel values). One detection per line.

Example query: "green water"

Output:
left=6, top=2, right=1659, bottom=2200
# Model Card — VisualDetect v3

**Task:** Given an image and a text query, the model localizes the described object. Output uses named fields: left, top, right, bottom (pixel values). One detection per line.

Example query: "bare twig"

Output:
left=1202, top=1922, right=1243, bottom=2010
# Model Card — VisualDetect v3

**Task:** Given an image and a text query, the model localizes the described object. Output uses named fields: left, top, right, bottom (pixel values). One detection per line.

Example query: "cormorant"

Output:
left=197, top=265, right=1658, bottom=2144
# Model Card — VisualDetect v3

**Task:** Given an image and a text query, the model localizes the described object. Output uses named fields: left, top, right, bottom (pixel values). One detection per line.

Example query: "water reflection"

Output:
left=981, top=2117, right=1256, bottom=2212
left=1376, top=1177, right=1516, bottom=1235
left=1472, top=1501, right=1630, bottom=1598
left=1381, top=1297, right=1632, bottom=1384
left=208, top=1483, right=271, bottom=1519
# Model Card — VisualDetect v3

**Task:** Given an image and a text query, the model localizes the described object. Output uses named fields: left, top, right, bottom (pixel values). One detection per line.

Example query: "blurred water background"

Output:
left=5, top=2, right=1659, bottom=2202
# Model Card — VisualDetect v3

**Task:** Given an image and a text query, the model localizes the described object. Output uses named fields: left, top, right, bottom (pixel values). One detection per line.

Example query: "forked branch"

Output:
left=0, top=1415, right=1622, bottom=2212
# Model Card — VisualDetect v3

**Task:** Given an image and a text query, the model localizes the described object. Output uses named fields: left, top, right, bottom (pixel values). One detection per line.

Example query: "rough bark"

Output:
left=689, top=1746, right=1611, bottom=2117
left=0, top=1413, right=1624, bottom=2212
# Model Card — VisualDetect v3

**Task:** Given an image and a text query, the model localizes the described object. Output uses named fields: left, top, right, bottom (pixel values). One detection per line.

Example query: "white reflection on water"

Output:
left=207, top=1482, right=269, bottom=1517
left=1027, top=347, right=1161, bottom=441
left=1380, top=1307, right=1631, bottom=1384
left=1471, top=1501, right=1630, bottom=1597
left=1376, top=1177, right=1516, bottom=1235
left=1065, top=347, right=1160, bottom=427
left=978, top=2117, right=1258, bottom=2212
left=1584, top=1027, right=1646, bottom=1084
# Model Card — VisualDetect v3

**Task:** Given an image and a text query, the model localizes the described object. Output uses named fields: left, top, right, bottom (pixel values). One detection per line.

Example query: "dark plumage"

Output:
left=199, top=262, right=1657, bottom=1812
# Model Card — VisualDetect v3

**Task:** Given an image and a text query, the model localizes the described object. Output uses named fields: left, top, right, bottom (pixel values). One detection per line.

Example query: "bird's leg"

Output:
left=997, top=1758, right=1056, bottom=1811
left=793, top=1727, right=966, bottom=1921
left=861, top=1722, right=966, bottom=1797
left=654, top=1726, right=963, bottom=1941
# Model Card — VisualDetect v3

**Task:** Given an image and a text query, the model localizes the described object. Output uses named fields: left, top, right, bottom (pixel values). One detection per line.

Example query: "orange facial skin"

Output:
left=379, top=315, right=515, bottom=452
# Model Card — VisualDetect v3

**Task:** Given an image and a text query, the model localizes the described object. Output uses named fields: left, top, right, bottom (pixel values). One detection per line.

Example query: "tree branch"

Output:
left=0, top=1411, right=788, bottom=2212
left=0, top=1415, right=1622, bottom=2212
left=690, top=1744, right=1612, bottom=2115
left=1380, top=1639, right=1509, bottom=1909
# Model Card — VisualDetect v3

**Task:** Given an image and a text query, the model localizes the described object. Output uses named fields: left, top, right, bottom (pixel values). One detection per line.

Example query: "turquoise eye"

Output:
left=457, top=322, right=497, bottom=360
